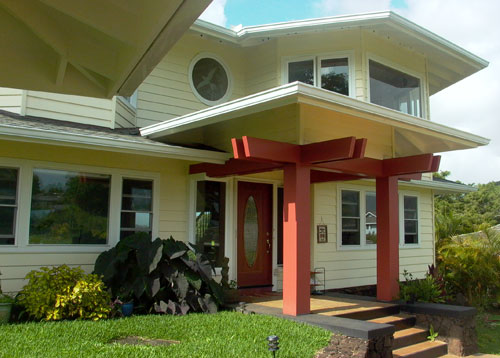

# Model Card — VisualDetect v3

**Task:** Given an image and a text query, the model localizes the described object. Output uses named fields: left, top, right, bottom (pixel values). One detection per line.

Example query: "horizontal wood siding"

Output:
left=310, top=182, right=434, bottom=291
left=25, top=91, right=114, bottom=128
left=136, top=33, right=246, bottom=127
left=0, top=87, right=23, bottom=114
left=114, top=98, right=137, bottom=128
left=0, top=140, right=190, bottom=293
left=243, top=40, right=279, bottom=96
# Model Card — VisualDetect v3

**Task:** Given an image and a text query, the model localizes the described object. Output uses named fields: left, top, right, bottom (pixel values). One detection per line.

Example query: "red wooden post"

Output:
left=282, top=163, right=311, bottom=316
left=376, top=176, right=400, bottom=301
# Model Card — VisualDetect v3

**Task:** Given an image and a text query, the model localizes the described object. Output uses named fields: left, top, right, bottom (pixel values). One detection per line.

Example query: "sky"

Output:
left=199, top=0, right=500, bottom=185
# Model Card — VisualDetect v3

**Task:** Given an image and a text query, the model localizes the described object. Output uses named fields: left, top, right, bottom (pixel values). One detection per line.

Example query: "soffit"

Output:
left=0, top=0, right=210, bottom=98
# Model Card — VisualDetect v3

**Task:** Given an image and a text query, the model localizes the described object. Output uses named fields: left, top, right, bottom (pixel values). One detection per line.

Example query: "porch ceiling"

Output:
left=0, top=0, right=210, bottom=98
left=141, top=82, right=489, bottom=158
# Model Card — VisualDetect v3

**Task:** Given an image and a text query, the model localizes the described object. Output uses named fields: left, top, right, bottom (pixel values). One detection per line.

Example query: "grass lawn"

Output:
left=0, top=312, right=331, bottom=358
left=477, top=312, right=500, bottom=355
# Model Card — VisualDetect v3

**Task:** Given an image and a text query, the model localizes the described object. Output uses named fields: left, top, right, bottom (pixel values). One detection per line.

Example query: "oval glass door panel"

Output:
left=243, top=196, right=259, bottom=267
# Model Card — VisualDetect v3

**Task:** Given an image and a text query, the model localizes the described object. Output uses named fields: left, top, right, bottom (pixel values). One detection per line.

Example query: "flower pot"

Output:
left=0, top=303, right=12, bottom=324
left=121, top=302, right=134, bottom=317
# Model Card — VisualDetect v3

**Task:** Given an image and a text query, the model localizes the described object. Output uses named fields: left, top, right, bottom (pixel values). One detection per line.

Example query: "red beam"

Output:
left=300, top=137, right=356, bottom=163
left=243, top=136, right=300, bottom=163
left=398, top=173, right=422, bottom=181
left=430, top=156, right=441, bottom=173
left=190, top=159, right=281, bottom=177
left=310, top=170, right=362, bottom=183
left=231, top=138, right=247, bottom=160
left=383, top=154, right=434, bottom=177
left=317, top=158, right=383, bottom=177
left=353, top=138, right=367, bottom=159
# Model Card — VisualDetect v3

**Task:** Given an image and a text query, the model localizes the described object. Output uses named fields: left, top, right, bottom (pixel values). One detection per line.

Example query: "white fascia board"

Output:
left=0, top=123, right=229, bottom=164
left=141, top=82, right=490, bottom=147
left=191, top=11, right=488, bottom=68
left=400, top=179, right=477, bottom=194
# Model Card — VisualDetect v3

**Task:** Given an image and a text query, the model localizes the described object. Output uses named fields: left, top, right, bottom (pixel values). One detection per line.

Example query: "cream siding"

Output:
left=243, top=40, right=279, bottom=96
left=114, top=97, right=137, bottom=128
left=24, top=91, right=114, bottom=128
left=0, top=140, right=191, bottom=293
left=0, top=88, right=23, bottom=114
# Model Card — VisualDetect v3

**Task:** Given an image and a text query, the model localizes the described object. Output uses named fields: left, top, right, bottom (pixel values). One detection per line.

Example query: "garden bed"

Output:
left=0, top=312, right=331, bottom=358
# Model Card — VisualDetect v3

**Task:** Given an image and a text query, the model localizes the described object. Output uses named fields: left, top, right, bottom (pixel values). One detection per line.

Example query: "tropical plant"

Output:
left=438, top=227, right=500, bottom=307
left=94, top=233, right=228, bottom=315
left=17, top=265, right=110, bottom=321
left=427, top=324, right=439, bottom=342
left=398, top=270, right=446, bottom=303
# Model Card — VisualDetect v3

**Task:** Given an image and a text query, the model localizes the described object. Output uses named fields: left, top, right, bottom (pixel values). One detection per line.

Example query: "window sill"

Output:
left=338, top=245, right=377, bottom=251
left=0, top=244, right=113, bottom=254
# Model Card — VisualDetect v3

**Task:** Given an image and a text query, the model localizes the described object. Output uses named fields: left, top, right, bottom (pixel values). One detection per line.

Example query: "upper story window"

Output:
left=189, top=53, right=232, bottom=106
left=285, top=54, right=352, bottom=96
left=369, top=60, right=422, bottom=118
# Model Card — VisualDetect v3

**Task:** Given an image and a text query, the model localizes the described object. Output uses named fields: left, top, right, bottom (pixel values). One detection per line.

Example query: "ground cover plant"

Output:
left=477, top=312, right=500, bottom=355
left=0, top=312, right=331, bottom=358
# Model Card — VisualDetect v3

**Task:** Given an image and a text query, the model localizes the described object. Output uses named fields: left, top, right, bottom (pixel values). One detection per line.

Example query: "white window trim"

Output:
left=366, top=53, right=427, bottom=119
left=337, top=184, right=377, bottom=251
left=0, top=157, right=160, bottom=253
left=399, top=191, right=421, bottom=248
left=188, top=52, right=233, bottom=106
left=0, top=165, right=20, bottom=246
left=282, top=51, right=355, bottom=98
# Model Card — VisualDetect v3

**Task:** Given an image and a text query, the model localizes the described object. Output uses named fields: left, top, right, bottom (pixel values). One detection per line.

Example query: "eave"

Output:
left=0, top=0, right=211, bottom=98
left=140, top=82, right=490, bottom=156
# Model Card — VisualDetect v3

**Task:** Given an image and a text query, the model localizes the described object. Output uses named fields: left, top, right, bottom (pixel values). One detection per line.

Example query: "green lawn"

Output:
left=0, top=312, right=331, bottom=358
left=477, top=312, right=500, bottom=355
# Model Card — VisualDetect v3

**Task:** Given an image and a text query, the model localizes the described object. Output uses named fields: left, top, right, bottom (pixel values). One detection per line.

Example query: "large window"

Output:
left=0, top=168, right=18, bottom=245
left=194, top=181, right=226, bottom=266
left=341, top=190, right=361, bottom=246
left=286, top=55, right=351, bottom=96
left=369, top=60, right=422, bottom=117
left=120, top=179, right=153, bottom=240
left=29, top=169, right=110, bottom=245
left=402, top=195, right=419, bottom=244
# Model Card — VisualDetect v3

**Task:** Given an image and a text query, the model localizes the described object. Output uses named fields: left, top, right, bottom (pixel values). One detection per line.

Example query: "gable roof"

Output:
left=0, top=0, right=211, bottom=98
left=191, top=11, right=488, bottom=95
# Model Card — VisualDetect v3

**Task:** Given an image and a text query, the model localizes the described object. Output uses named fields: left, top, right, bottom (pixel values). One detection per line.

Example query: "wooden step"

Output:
left=393, top=340, right=448, bottom=358
left=393, top=328, right=429, bottom=349
left=368, top=314, right=416, bottom=330
left=335, top=304, right=400, bottom=320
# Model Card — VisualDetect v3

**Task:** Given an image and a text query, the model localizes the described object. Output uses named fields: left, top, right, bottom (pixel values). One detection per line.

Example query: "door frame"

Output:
left=187, top=174, right=281, bottom=290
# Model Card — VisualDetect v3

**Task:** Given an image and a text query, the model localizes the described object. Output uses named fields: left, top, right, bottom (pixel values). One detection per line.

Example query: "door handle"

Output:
left=266, top=238, right=271, bottom=254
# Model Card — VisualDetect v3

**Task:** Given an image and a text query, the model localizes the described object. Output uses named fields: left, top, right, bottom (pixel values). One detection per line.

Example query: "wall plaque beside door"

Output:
left=317, top=224, right=328, bottom=243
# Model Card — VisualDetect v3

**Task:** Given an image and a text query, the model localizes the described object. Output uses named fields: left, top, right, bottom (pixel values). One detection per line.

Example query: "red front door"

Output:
left=237, top=181, right=273, bottom=287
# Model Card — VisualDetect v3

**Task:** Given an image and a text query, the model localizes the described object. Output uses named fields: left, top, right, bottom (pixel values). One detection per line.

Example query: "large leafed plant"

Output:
left=94, top=233, right=229, bottom=315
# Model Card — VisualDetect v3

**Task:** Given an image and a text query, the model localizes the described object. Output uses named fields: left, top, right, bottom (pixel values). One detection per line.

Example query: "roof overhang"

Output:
left=191, top=11, right=488, bottom=95
left=140, top=82, right=490, bottom=157
left=0, top=0, right=211, bottom=98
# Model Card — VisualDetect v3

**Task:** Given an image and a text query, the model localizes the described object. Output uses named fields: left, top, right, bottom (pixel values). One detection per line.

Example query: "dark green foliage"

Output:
left=94, top=233, right=227, bottom=315
left=398, top=270, right=446, bottom=303
left=438, top=228, right=500, bottom=307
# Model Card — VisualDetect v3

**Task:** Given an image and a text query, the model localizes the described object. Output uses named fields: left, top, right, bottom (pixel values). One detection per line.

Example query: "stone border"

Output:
left=399, top=301, right=476, bottom=318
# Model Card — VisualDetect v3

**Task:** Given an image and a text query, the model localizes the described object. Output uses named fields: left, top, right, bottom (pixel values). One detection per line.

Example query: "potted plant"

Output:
left=117, top=289, right=134, bottom=317
left=0, top=270, right=14, bottom=324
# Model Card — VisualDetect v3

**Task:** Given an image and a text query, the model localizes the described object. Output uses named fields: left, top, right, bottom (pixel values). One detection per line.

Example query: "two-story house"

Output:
left=0, top=11, right=488, bottom=315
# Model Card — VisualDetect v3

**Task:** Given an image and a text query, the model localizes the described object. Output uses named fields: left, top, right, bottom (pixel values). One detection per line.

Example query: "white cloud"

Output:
left=198, top=0, right=227, bottom=27
left=398, top=0, right=500, bottom=183
left=313, top=0, right=392, bottom=16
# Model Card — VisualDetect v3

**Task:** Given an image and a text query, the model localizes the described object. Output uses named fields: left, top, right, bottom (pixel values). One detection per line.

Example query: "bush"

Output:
left=438, top=227, right=500, bottom=307
left=94, top=233, right=228, bottom=315
left=398, top=270, right=446, bottom=303
left=17, top=265, right=111, bottom=321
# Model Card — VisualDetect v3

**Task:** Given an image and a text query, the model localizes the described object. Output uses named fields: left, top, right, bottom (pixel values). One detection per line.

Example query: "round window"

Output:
left=189, top=54, right=231, bottom=105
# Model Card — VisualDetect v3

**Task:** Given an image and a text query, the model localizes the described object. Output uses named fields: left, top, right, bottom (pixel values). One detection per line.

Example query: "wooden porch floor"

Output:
left=242, top=292, right=398, bottom=317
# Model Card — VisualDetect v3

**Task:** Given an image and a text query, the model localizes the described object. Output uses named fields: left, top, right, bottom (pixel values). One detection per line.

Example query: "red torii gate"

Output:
left=191, top=136, right=440, bottom=316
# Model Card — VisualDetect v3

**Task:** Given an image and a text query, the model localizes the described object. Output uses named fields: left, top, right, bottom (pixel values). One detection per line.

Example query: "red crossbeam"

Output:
left=190, top=159, right=282, bottom=177
left=310, top=170, right=362, bottom=183
left=300, top=136, right=356, bottom=163
left=243, top=136, right=300, bottom=163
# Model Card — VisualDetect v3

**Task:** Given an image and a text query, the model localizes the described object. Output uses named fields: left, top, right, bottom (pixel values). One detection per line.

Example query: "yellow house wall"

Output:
left=0, top=140, right=192, bottom=292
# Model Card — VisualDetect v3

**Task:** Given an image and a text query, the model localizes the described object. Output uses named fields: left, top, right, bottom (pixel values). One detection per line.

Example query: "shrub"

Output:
left=398, top=270, right=446, bottom=303
left=438, top=227, right=500, bottom=307
left=94, top=233, right=228, bottom=315
left=17, top=265, right=111, bottom=321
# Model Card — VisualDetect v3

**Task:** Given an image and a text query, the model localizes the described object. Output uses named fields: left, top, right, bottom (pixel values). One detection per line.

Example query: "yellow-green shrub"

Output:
left=17, top=265, right=111, bottom=321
